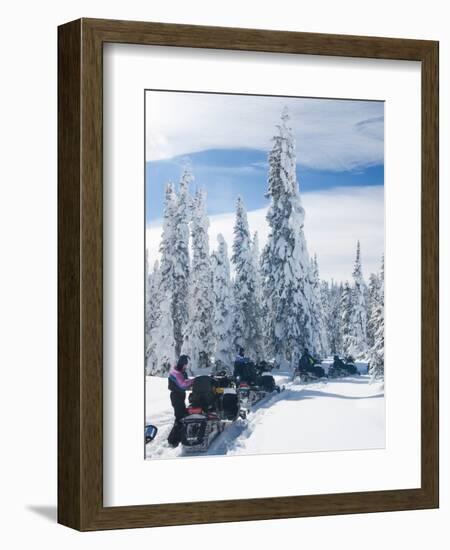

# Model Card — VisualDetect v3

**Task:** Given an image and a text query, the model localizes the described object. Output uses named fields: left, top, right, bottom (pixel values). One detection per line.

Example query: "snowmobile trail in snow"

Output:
left=145, top=375, right=384, bottom=459
left=227, top=375, right=385, bottom=457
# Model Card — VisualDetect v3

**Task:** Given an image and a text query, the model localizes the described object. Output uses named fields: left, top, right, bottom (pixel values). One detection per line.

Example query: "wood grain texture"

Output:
left=57, top=18, right=439, bottom=531
left=57, top=19, right=82, bottom=530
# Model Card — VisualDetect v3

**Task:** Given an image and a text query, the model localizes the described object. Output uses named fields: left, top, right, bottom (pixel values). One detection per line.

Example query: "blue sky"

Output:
left=146, top=148, right=383, bottom=222
left=145, top=91, right=384, bottom=280
left=145, top=90, right=384, bottom=224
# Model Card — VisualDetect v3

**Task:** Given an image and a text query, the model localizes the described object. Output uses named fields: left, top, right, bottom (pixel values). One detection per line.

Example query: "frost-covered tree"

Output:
left=327, top=281, right=343, bottom=355
left=309, top=255, right=328, bottom=357
left=350, top=240, right=368, bottom=358
left=341, top=281, right=354, bottom=358
left=231, top=197, right=264, bottom=360
left=369, top=256, right=384, bottom=380
left=183, top=189, right=214, bottom=369
left=252, top=232, right=263, bottom=305
left=145, top=184, right=177, bottom=374
left=261, top=107, right=312, bottom=368
left=172, top=167, right=192, bottom=356
left=146, top=293, right=175, bottom=376
left=366, top=272, right=380, bottom=350
left=251, top=231, right=265, bottom=358
left=158, top=182, right=177, bottom=292
left=145, top=259, right=162, bottom=375
left=211, top=234, right=234, bottom=369
left=320, top=279, right=331, bottom=350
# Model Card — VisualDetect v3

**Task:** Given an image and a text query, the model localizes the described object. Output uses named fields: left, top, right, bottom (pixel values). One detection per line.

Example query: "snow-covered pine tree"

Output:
left=183, top=189, right=214, bottom=370
left=366, top=272, right=380, bottom=350
left=146, top=292, right=175, bottom=376
left=145, top=186, right=179, bottom=377
left=320, top=279, right=331, bottom=350
left=327, top=281, right=343, bottom=355
left=172, top=167, right=192, bottom=356
left=145, top=184, right=177, bottom=374
left=341, top=281, right=354, bottom=359
left=309, top=255, right=329, bottom=358
left=369, top=255, right=384, bottom=380
left=251, top=231, right=263, bottom=304
left=261, top=107, right=312, bottom=368
left=145, top=259, right=162, bottom=375
left=350, top=240, right=368, bottom=358
left=211, top=234, right=234, bottom=370
left=145, top=249, right=151, bottom=351
left=251, top=231, right=265, bottom=359
left=231, top=197, right=264, bottom=360
left=158, top=181, right=177, bottom=283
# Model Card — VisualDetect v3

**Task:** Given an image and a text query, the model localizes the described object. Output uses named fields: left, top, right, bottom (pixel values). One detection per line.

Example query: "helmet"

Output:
left=176, top=354, right=190, bottom=370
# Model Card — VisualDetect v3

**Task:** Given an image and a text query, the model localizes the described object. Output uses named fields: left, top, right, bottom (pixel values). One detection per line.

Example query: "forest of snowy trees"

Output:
left=145, top=109, right=385, bottom=380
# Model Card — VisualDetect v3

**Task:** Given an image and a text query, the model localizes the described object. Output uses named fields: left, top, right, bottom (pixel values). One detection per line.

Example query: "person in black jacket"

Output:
left=298, top=348, right=316, bottom=372
left=168, top=355, right=194, bottom=421
left=233, top=347, right=250, bottom=382
left=167, top=355, right=194, bottom=447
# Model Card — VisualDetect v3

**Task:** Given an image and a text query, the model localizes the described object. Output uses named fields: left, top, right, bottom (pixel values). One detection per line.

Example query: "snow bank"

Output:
left=145, top=373, right=384, bottom=460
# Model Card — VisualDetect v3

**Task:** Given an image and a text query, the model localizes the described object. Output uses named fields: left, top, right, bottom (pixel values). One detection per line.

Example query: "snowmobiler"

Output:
left=167, top=355, right=195, bottom=447
left=236, top=359, right=282, bottom=406
left=255, top=361, right=280, bottom=393
left=233, top=347, right=251, bottom=382
left=180, top=373, right=244, bottom=452
left=292, top=349, right=326, bottom=383
left=328, top=355, right=359, bottom=378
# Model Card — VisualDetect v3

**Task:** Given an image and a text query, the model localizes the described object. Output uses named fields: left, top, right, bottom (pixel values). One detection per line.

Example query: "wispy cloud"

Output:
left=146, top=91, right=384, bottom=172
left=146, top=185, right=384, bottom=282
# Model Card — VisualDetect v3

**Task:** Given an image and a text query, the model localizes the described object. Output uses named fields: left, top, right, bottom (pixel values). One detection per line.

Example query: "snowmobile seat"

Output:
left=312, top=366, right=326, bottom=378
left=344, top=363, right=358, bottom=375
left=222, top=391, right=239, bottom=420
left=259, top=373, right=276, bottom=392
left=190, top=375, right=219, bottom=411
left=240, top=362, right=259, bottom=385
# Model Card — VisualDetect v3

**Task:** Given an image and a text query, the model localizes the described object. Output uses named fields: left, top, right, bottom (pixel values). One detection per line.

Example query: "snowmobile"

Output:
left=180, top=374, right=245, bottom=453
left=292, top=362, right=327, bottom=384
left=236, top=361, right=283, bottom=407
left=328, top=361, right=359, bottom=378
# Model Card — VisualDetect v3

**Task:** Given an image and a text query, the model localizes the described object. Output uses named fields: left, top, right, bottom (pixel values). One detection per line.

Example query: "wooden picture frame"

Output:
left=58, top=18, right=439, bottom=531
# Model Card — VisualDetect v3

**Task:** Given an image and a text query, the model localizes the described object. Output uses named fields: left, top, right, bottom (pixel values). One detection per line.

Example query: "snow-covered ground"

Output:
left=145, top=372, right=384, bottom=460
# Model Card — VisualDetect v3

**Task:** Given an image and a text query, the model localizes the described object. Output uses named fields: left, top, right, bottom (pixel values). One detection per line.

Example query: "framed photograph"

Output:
left=58, top=18, right=439, bottom=531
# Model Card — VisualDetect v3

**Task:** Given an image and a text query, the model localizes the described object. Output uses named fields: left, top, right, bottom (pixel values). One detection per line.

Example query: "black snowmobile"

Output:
left=180, top=374, right=245, bottom=452
left=292, top=358, right=327, bottom=384
left=327, top=356, right=359, bottom=378
left=236, top=360, right=283, bottom=407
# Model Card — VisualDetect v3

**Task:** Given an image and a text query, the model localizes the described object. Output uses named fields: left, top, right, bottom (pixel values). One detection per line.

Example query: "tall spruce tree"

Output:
left=261, top=107, right=312, bottom=368
left=145, top=260, right=162, bottom=375
left=309, top=255, right=329, bottom=357
left=251, top=231, right=265, bottom=359
left=145, top=182, right=177, bottom=374
left=183, top=189, right=213, bottom=369
left=366, top=272, right=380, bottom=350
left=326, top=281, right=343, bottom=355
left=320, top=279, right=331, bottom=351
left=231, top=197, right=264, bottom=360
left=211, top=234, right=234, bottom=369
left=350, top=240, right=368, bottom=358
left=369, top=256, right=384, bottom=380
left=172, top=167, right=192, bottom=356
left=341, top=281, right=354, bottom=358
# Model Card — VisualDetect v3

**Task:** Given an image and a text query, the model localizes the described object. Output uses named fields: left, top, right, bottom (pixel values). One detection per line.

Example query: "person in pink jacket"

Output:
left=167, top=355, right=194, bottom=447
